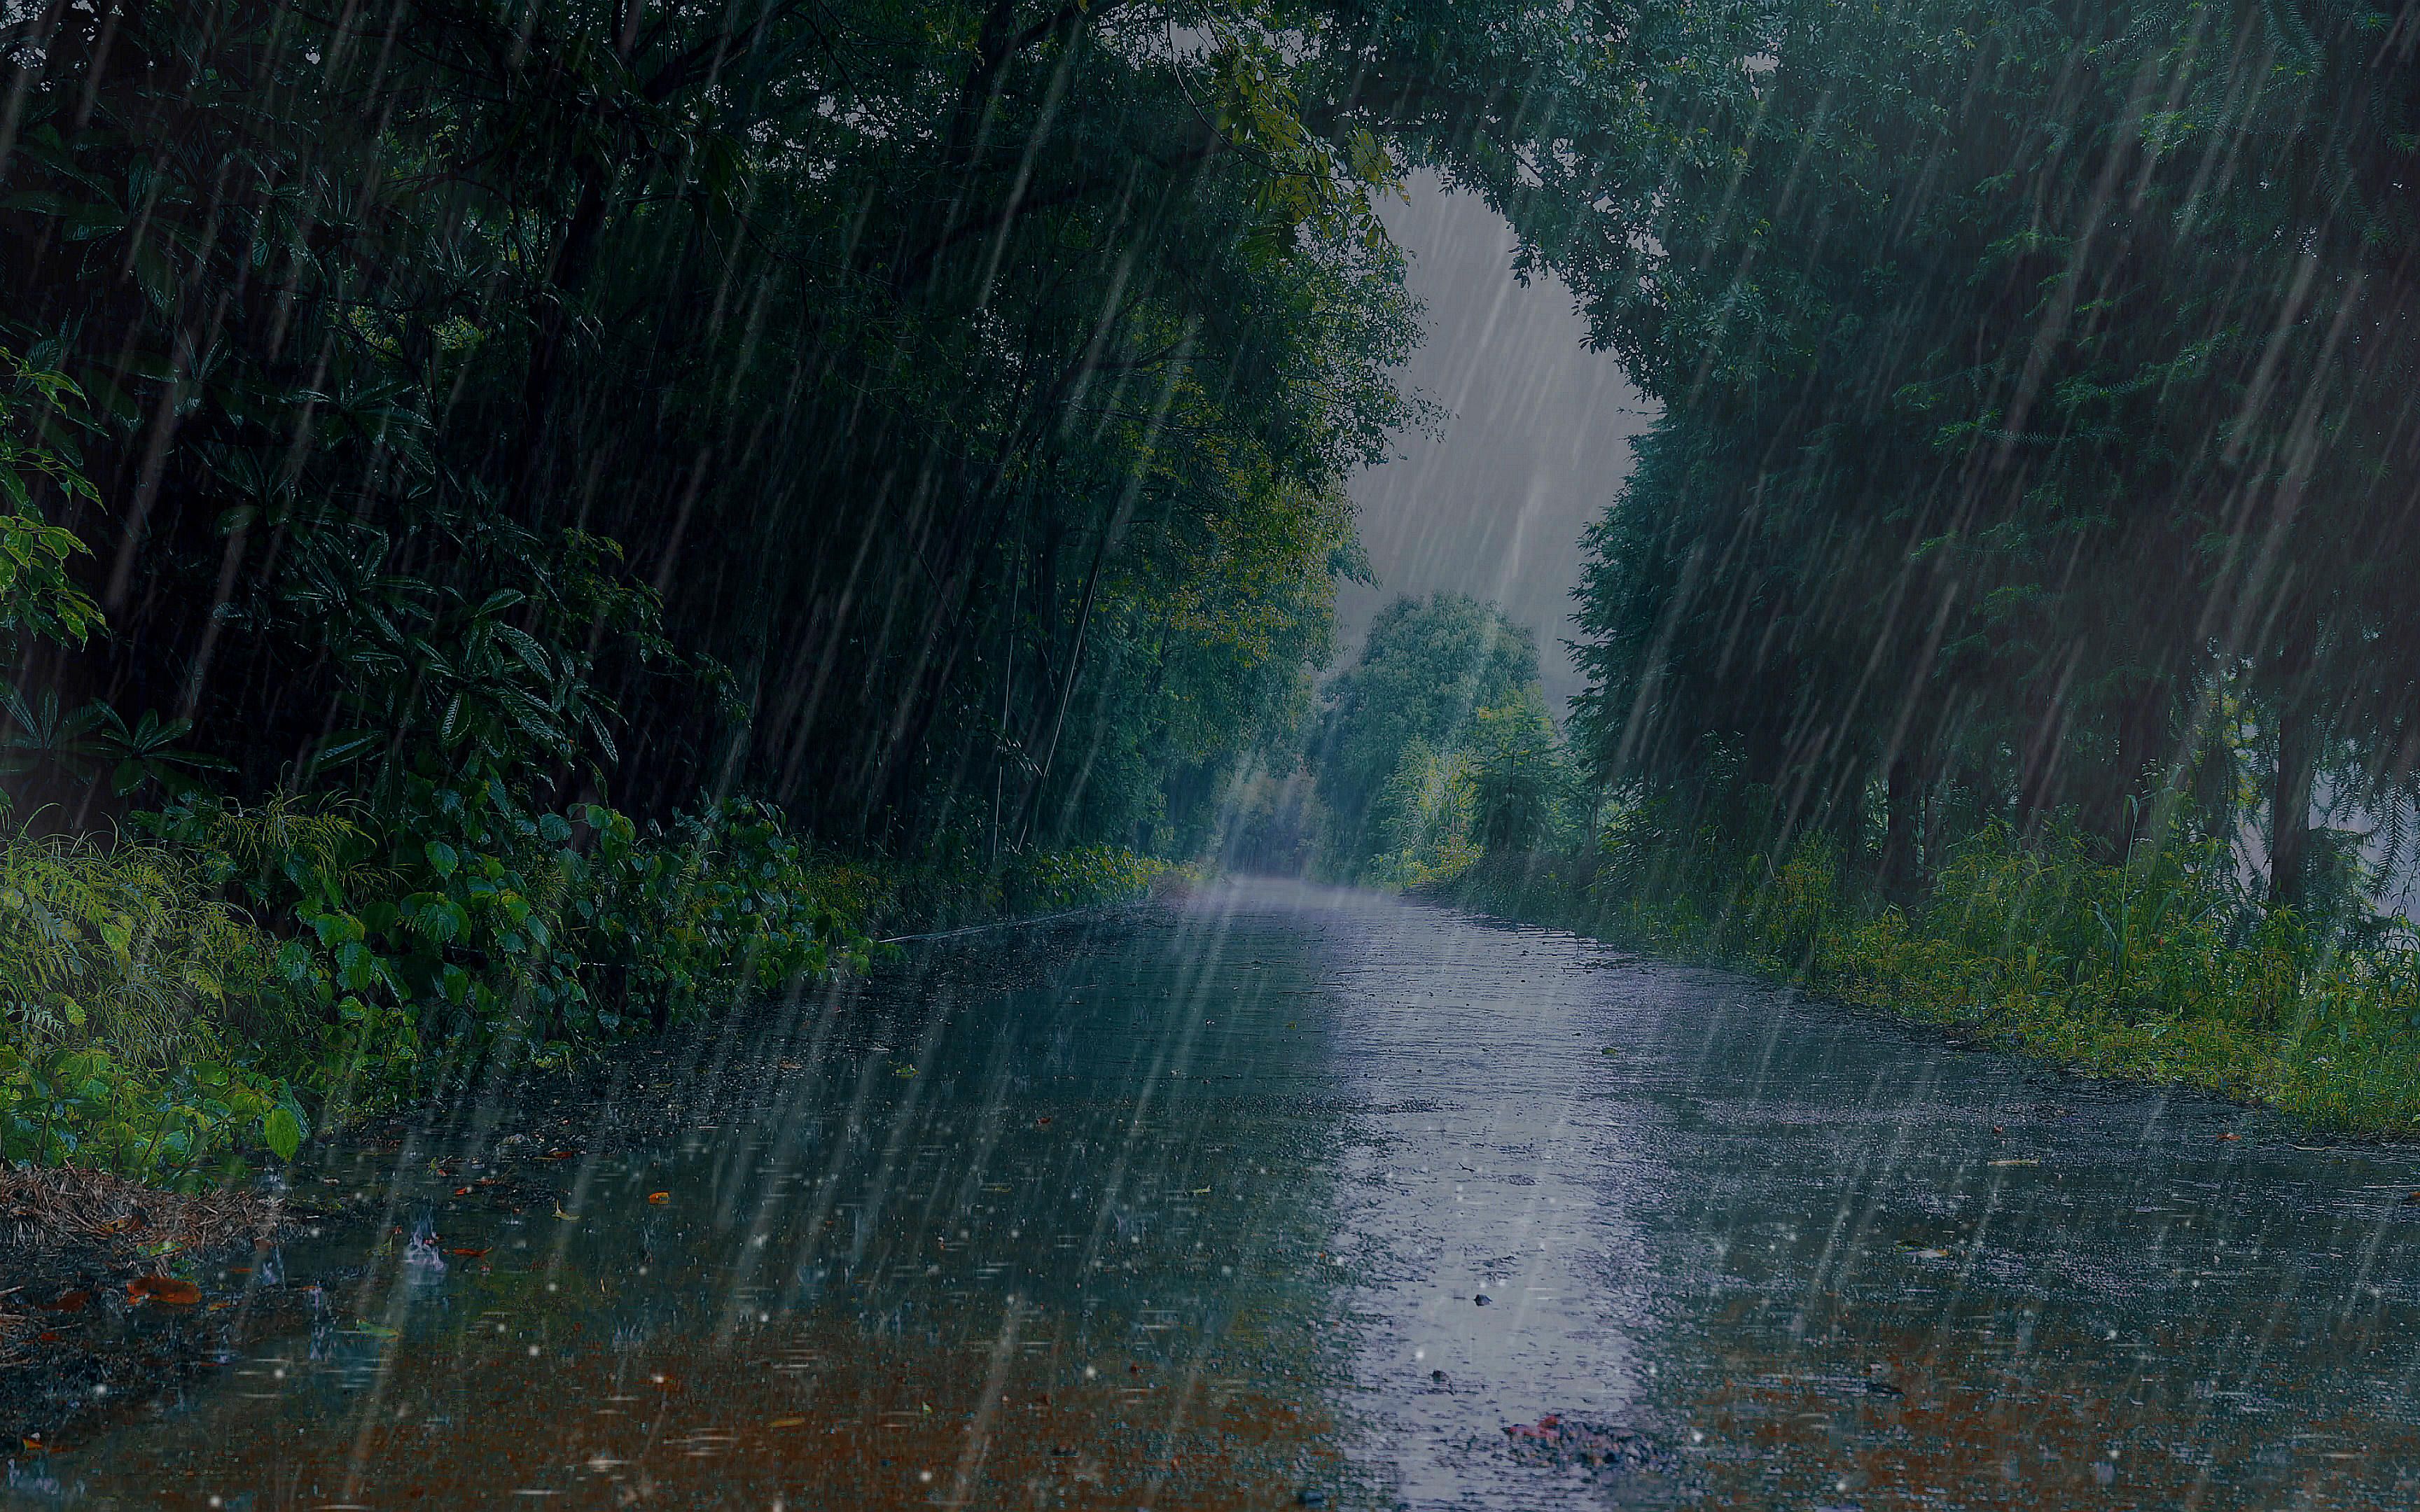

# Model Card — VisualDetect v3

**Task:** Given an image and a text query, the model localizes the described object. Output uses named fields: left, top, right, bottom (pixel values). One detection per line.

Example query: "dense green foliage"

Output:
left=0, top=0, right=1443, bottom=855
left=1307, top=592, right=1579, bottom=881
left=0, top=0, right=1522, bottom=1177
left=9, top=0, right=2420, bottom=1160
left=1, top=793, right=1164, bottom=1182
left=1528, top=0, right=2420, bottom=919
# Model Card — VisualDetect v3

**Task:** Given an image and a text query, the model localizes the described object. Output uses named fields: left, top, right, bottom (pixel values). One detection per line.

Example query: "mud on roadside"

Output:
left=0, top=1165, right=302, bottom=1448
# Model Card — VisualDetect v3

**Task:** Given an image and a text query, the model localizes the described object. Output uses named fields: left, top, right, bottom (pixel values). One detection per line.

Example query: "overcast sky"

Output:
left=1335, top=175, right=1657, bottom=715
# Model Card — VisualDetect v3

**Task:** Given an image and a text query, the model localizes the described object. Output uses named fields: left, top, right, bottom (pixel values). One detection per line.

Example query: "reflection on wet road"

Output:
left=15, top=878, right=2420, bottom=1508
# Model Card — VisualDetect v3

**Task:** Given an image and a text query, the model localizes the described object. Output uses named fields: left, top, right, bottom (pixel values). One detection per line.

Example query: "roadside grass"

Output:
left=1426, top=825, right=2420, bottom=1137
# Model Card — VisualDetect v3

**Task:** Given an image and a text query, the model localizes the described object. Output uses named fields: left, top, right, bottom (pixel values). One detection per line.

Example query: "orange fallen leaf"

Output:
left=127, top=1275, right=201, bottom=1306
left=544, top=1149, right=579, bottom=1160
left=448, top=1247, right=490, bottom=1258
left=454, top=1186, right=475, bottom=1196
left=647, top=1191, right=670, bottom=1205
left=2218, top=1132, right=2242, bottom=1142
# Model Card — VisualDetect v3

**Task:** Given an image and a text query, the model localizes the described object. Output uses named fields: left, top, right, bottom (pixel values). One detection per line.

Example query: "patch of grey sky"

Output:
left=1337, top=172, right=1658, bottom=717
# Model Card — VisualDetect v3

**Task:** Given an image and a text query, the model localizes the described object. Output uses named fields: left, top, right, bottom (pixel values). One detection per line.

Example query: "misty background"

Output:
left=1337, top=175, right=1656, bottom=715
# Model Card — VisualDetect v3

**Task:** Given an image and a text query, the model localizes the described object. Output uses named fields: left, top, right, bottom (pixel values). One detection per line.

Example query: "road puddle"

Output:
left=14, top=881, right=2420, bottom=1508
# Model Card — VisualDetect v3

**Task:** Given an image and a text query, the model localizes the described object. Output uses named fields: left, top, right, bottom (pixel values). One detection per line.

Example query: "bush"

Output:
left=0, top=830, right=308, bottom=1184
left=4, top=780, right=1167, bottom=1182
left=1432, top=810, right=2420, bottom=1135
left=578, top=796, right=886, bottom=1029
left=872, top=839, right=1171, bottom=931
left=997, top=844, right=1170, bottom=915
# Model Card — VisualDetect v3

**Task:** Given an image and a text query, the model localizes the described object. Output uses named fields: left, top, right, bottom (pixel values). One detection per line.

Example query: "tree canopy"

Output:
left=6, top=0, right=2417, bottom=919
left=1519, top=0, right=2420, bottom=911
left=1310, top=591, right=1565, bottom=876
left=0, top=0, right=1460, bottom=858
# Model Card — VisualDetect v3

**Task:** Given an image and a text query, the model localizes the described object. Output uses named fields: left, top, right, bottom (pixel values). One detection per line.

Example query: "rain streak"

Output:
left=3, top=1, right=2419, bottom=1508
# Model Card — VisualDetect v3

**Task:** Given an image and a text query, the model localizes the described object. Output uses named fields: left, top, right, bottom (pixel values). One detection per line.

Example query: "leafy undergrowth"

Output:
left=882, top=844, right=1177, bottom=934
left=1, top=790, right=1164, bottom=1186
left=1427, top=825, right=2420, bottom=1137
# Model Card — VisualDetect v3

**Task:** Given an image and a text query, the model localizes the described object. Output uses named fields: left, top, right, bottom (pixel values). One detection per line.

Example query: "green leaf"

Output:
left=264, top=1105, right=302, bottom=1161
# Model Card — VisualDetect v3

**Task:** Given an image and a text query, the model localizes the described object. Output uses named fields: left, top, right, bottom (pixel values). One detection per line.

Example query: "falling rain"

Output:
left=4, top=1, right=2419, bottom=1506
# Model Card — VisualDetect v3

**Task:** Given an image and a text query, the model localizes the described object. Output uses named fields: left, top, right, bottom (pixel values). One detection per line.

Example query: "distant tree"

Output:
left=1468, top=686, right=1569, bottom=855
left=1312, top=592, right=1550, bottom=876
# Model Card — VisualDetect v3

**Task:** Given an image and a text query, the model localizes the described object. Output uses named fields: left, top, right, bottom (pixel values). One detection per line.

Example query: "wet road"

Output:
left=14, top=878, right=2420, bottom=1508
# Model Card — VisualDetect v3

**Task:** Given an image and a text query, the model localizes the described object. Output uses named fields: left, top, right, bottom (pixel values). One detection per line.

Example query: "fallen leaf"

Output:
left=454, top=1186, right=475, bottom=1196
left=554, top=1203, right=579, bottom=1222
left=448, top=1247, right=490, bottom=1258
left=2217, top=1132, right=2242, bottom=1142
left=1036, top=1116, right=1052, bottom=1127
left=37, top=1331, right=59, bottom=1343
left=769, top=1416, right=806, bottom=1428
left=127, top=1275, right=201, bottom=1306
left=647, top=1191, right=670, bottom=1205
left=544, top=1149, right=580, bottom=1161
left=42, top=1291, right=88, bottom=1313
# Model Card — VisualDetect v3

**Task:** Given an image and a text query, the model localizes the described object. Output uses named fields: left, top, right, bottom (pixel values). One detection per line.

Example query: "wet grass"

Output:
left=0, top=810, right=1173, bottom=1184
left=1426, top=831, right=2420, bottom=1138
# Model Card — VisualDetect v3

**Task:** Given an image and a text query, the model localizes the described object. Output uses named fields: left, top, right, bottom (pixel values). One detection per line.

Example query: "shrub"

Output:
left=1431, top=808, right=2420, bottom=1134
left=6, top=778, right=1165, bottom=1182
left=577, top=796, right=885, bottom=1029
left=0, top=829, right=308, bottom=1183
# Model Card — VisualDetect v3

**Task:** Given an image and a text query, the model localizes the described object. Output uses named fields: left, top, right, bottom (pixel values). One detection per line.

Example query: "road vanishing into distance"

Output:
left=15, top=878, right=2420, bottom=1509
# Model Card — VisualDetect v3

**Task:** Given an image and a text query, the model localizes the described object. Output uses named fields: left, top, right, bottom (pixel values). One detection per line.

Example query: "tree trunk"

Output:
left=515, top=169, right=611, bottom=506
left=2269, top=699, right=2318, bottom=911
left=1882, top=755, right=1920, bottom=901
left=1013, top=524, right=1108, bottom=848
